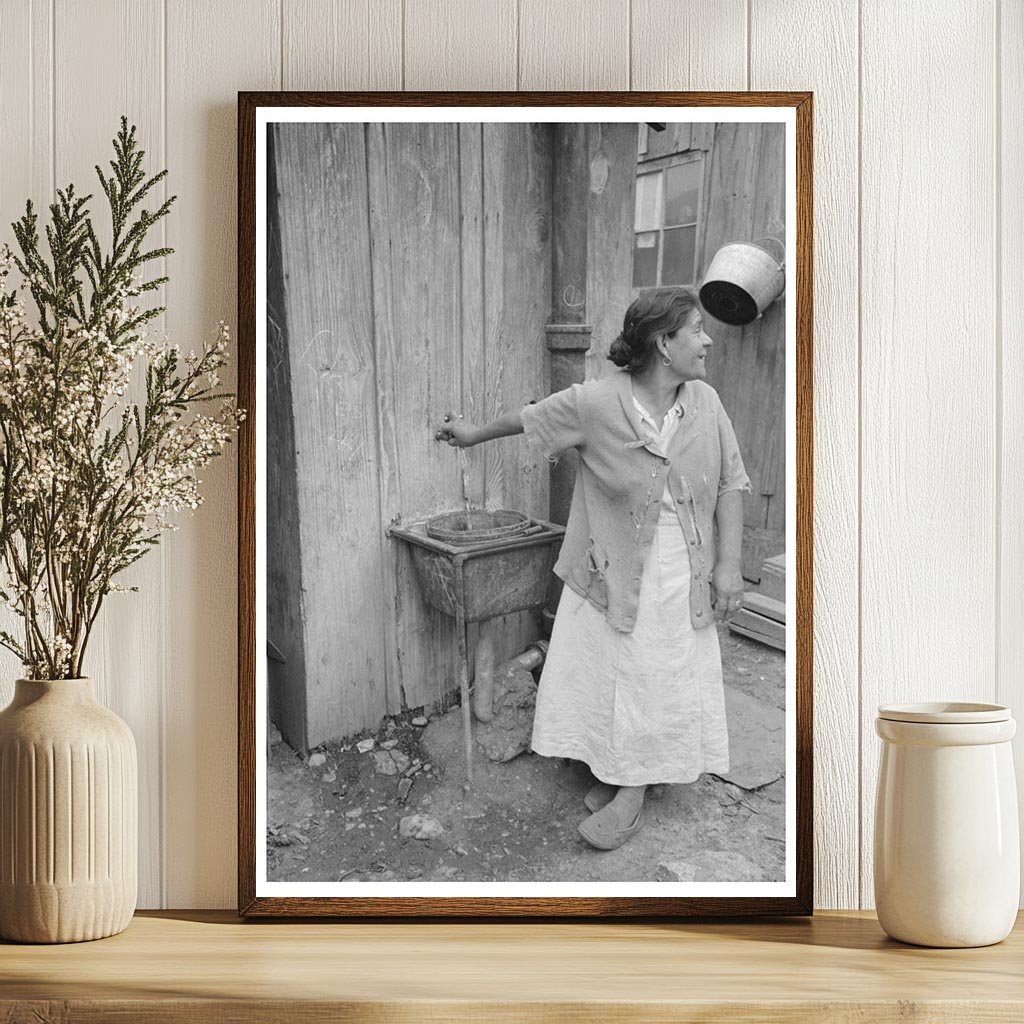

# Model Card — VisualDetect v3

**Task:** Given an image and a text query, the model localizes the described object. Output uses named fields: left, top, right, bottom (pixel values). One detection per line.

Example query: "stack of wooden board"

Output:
left=729, top=553, right=786, bottom=651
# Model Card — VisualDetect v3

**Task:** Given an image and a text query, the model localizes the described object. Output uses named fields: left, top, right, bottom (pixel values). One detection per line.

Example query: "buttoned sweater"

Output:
left=520, top=367, right=751, bottom=632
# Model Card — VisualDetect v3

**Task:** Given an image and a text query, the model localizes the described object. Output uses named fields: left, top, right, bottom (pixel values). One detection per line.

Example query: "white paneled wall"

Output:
left=1003, top=0, right=1024, bottom=915
left=750, top=0, right=860, bottom=913
left=0, top=0, right=1017, bottom=910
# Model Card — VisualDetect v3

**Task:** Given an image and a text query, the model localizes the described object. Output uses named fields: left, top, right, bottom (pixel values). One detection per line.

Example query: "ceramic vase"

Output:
left=874, top=702, right=1019, bottom=948
left=0, top=678, right=137, bottom=943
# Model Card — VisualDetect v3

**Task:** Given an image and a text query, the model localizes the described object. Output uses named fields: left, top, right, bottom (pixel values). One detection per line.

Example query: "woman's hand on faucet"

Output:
left=434, top=411, right=479, bottom=448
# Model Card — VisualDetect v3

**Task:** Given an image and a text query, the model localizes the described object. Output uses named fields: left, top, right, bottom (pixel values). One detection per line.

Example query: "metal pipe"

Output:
left=473, top=631, right=548, bottom=725
left=547, top=124, right=593, bottom=547
left=505, top=640, right=547, bottom=674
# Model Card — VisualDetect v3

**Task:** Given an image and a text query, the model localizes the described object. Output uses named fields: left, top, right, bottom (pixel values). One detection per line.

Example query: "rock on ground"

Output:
left=372, top=749, right=411, bottom=776
left=716, top=687, right=785, bottom=790
left=656, top=860, right=698, bottom=882
left=372, top=751, right=398, bottom=775
left=474, top=664, right=538, bottom=763
left=399, top=814, right=444, bottom=840
left=658, top=850, right=766, bottom=882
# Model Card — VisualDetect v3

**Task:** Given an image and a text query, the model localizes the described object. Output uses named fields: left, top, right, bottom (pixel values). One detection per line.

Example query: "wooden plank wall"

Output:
left=633, top=121, right=786, bottom=578
left=273, top=123, right=387, bottom=751
left=52, top=0, right=167, bottom=913
left=479, top=123, right=555, bottom=660
left=370, top=122, right=467, bottom=726
left=750, top=0, right=860, bottom=915
left=704, top=124, right=786, bottom=577
left=585, top=123, right=639, bottom=382
left=0, top=0, right=1017, bottom=911
left=1002, top=0, right=1024, bottom=910
left=162, top=0, right=281, bottom=912
left=272, top=123, right=552, bottom=748
left=265, top=126, right=308, bottom=749
left=858, top=0, right=997, bottom=910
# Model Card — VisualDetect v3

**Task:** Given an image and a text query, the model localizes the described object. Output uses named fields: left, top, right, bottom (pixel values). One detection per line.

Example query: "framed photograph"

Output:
left=238, top=91, right=812, bottom=917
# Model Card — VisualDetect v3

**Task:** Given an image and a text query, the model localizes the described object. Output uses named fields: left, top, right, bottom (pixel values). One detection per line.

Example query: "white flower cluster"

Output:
left=0, top=243, right=242, bottom=679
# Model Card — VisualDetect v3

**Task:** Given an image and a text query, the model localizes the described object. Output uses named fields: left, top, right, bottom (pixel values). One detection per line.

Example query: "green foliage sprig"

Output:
left=0, top=117, right=241, bottom=679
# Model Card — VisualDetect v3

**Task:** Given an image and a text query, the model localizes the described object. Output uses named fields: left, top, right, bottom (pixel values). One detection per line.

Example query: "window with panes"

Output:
left=632, top=155, right=704, bottom=289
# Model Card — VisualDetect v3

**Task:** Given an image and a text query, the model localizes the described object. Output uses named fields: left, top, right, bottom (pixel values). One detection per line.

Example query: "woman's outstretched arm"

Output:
left=434, top=408, right=524, bottom=448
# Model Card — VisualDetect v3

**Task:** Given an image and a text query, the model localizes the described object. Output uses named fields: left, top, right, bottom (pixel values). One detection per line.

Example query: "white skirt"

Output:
left=530, top=509, right=729, bottom=786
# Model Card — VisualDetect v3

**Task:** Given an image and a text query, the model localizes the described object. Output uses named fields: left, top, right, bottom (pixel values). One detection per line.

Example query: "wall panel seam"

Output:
left=363, top=124, right=395, bottom=717
left=627, top=0, right=633, bottom=90
left=516, top=0, right=521, bottom=90
left=746, top=0, right=752, bottom=90
left=994, top=0, right=1003, bottom=706
left=28, top=0, right=33, bottom=178
left=49, top=0, right=54, bottom=197
left=479, top=125, right=486, bottom=498
left=159, top=0, right=169, bottom=911
left=457, top=128, right=465, bottom=425
left=856, top=0, right=864, bottom=910
left=29, top=0, right=34, bottom=185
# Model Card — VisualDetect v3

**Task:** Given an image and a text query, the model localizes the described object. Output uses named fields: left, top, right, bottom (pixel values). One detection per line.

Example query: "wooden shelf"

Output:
left=2, top=910, right=1022, bottom=1022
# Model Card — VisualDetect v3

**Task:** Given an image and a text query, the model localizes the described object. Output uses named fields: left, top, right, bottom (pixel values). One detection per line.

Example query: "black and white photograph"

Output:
left=245, top=99, right=808, bottom=913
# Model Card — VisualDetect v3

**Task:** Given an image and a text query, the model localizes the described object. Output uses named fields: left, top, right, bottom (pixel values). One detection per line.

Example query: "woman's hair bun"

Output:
left=606, top=286, right=700, bottom=374
left=607, top=333, right=631, bottom=368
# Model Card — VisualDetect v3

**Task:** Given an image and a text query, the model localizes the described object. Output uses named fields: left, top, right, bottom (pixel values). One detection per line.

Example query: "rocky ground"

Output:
left=267, top=624, right=786, bottom=884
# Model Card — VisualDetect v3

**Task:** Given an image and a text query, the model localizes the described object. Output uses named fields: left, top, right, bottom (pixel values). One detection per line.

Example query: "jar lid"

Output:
left=877, top=701, right=1011, bottom=724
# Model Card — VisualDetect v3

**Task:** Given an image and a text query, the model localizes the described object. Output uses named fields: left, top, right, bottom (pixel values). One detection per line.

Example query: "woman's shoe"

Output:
left=584, top=781, right=617, bottom=813
left=578, top=801, right=644, bottom=851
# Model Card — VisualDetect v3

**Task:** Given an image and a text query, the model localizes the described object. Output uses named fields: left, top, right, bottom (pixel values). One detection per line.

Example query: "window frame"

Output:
left=632, top=149, right=706, bottom=289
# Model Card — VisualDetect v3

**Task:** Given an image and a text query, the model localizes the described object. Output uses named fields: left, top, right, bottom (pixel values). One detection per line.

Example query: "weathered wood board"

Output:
left=266, top=126, right=308, bottom=751
left=271, top=122, right=569, bottom=742
left=481, top=122, right=553, bottom=662
left=730, top=609, right=786, bottom=651
left=367, top=122, right=465, bottom=721
left=274, top=123, right=389, bottom=747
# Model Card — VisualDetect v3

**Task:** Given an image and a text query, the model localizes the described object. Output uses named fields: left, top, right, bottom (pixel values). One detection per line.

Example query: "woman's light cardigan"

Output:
left=520, top=368, right=751, bottom=633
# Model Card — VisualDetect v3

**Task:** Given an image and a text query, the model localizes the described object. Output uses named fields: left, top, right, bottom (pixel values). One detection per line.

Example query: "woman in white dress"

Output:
left=435, top=287, right=750, bottom=850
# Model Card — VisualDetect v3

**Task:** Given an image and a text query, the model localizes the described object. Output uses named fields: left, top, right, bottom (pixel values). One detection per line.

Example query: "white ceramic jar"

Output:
left=874, top=702, right=1019, bottom=947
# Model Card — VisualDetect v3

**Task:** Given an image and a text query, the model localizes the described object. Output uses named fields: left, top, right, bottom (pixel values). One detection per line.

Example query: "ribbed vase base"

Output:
left=0, top=679, right=139, bottom=945
left=0, top=880, right=135, bottom=943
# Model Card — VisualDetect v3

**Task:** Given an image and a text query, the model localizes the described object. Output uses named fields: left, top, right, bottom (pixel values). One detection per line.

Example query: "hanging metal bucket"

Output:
left=699, top=238, right=785, bottom=326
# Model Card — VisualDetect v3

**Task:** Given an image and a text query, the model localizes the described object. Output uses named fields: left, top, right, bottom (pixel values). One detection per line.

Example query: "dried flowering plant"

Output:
left=0, top=117, right=241, bottom=679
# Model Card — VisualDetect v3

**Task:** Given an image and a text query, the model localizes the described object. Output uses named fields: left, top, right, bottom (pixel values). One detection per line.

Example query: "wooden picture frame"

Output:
left=238, top=91, right=813, bottom=918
